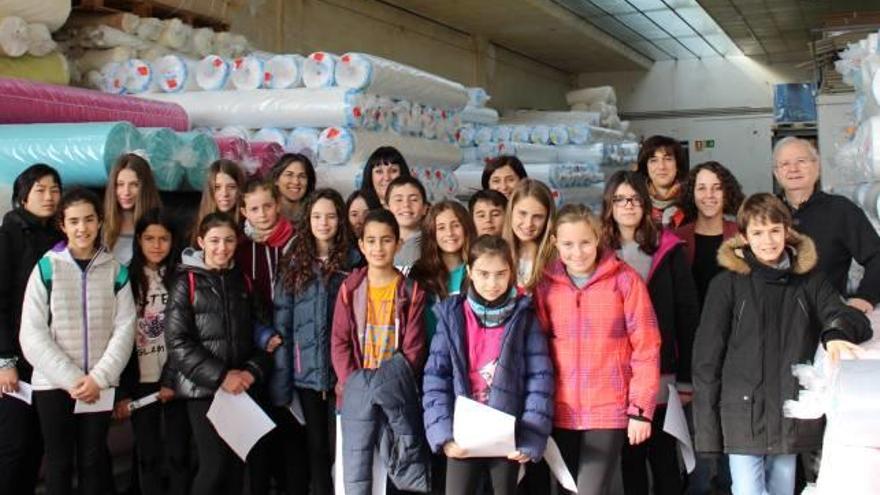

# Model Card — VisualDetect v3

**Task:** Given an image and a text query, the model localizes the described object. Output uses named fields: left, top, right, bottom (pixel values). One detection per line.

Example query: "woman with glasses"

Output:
left=601, top=171, right=700, bottom=495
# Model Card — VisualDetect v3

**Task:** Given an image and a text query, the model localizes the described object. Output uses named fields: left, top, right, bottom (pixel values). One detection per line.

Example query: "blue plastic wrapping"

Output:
left=773, top=83, right=817, bottom=123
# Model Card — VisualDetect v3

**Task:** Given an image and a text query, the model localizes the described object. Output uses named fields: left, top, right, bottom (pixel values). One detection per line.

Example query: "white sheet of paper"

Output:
left=288, top=390, right=305, bottom=426
left=333, top=415, right=386, bottom=495
left=206, top=389, right=276, bottom=461
left=453, top=396, right=516, bottom=458
left=663, top=384, right=695, bottom=473
left=74, top=388, right=115, bottom=414
left=5, top=381, right=32, bottom=405
left=544, top=437, right=577, bottom=493
left=127, top=392, right=160, bottom=412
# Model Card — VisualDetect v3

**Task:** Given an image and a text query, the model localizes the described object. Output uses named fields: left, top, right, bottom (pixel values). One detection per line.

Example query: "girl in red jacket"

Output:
left=534, top=203, right=661, bottom=495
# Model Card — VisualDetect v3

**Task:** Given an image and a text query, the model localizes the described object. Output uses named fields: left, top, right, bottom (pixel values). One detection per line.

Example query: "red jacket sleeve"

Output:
left=621, top=271, right=661, bottom=420
left=400, top=281, right=427, bottom=376
left=330, top=283, right=358, bottom=407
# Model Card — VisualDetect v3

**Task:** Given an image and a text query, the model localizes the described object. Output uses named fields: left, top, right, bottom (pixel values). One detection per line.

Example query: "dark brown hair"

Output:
left=636, top=135, right=688, bottom=184
left=410, top=201, right=476, bottom=299
left=601, top=170, right=659, bottom=255
left=681, top=161, right=745, bottom=222
left=481, top=155, right=527, bottom=190
left=464, top=234, right=517, bottom=295
left=736, top=193, right=792, bottom=234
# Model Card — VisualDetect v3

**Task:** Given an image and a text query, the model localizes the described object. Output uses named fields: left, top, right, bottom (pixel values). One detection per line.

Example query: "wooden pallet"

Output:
left=72, top=0, right=229, bottom=31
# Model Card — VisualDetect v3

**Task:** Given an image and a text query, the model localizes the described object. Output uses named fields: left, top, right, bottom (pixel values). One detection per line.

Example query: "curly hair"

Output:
left=280, top=189, right=353, bottom=295
left=409, top=201, right=476, bottom=299
left=681, top=161, right=745, bottom=223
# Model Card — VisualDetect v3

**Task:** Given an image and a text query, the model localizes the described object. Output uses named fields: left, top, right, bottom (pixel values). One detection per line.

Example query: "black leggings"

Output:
left=34, top=389, right=112, bottom=495
left=0, top=392, right=43, bottom=495
left=445, top=457, right=519, bottom=495
left=554, top=428, right=626, bottom=495
left=620, top=405, right=684, bottom=495
left=299, top=387, right=333, bottom=495
left=130, top=383, right=191, bottom=495
left=187, top=399, right=245, bottom=495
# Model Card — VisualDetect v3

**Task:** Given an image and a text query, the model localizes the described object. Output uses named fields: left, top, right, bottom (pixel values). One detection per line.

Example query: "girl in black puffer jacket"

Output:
left=165, top=212, right=271, bottom=495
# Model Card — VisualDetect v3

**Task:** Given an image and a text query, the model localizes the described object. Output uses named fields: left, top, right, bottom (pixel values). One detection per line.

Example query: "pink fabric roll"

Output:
left=0, top=77, right=189, bottom=131
left=213, top=136, right=250, bottom=162
left=247, top=141, right=284, bottom=178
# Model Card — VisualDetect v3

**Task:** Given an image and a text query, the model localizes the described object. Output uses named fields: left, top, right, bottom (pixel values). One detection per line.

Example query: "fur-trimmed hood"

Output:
left=717, top=230, right=817, bottom=275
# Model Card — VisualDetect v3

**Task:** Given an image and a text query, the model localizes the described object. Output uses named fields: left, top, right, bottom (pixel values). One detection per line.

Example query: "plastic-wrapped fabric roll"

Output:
left=253, top=127, right=287, bottom=147
left=0, top=76, right=188, bottom=129
left=287, top=127, right=320, bottom=156
left=231, top=55, right=264, bottom=90
left=78, top=47, right=133, bottom=72
left=555, top=184, right=605, bottom=209
left=0, top=51, right=68, bottom=85
left=25, top=22, right=54, bottom=57
left=568, top=125, right=591, bottom=145
left=411, top=166, right=460, bottom=202
left=81, top=25, right=146, bottom=49
left=457, top=124, right=479, bottom=147
left=216, top=126, right=251, bottom=141
left=213, top=135, right=249, bottom=163
left=0, top=121, right=143, bottom=186
left=511, top=125, right=531, bottom=143
left=587, top=125, right=625, bottom=143
left=157, top=18, right=190, bottom=51
left=140, top=127, right=184, bottom=190
left=461, top=146, right=479, bottom=164
left=556, top=144, right=604, bottom=165
left=303, top=51, right=337, bottom=89
left=501, top=110, right=601, bottom=127
left=187, top=27, right=214, bottom=58
left=494, top=125, right=512, bottom=143
left=153, top=55, right=198, bottom=93
left=0, top=16, right=30, bottom=57
left=511, top=143, right=558, bottom=164
left=264, top=54, right=303, bottom=90
left=195, top=55, right=230, bottom=91
left=460, top=106, right=499, bottom=125
left=549, top=125, right=569, bottom=145
left=120, top=58, right=154, bottom=94
left=135, top=17, right=163, bottom=41
left=247, top=141, right=284, bottom=178
left=530, top=125, right=550, bottom=145
left=314, top=162, right=363, bottom=198
left=565, top=86, right=616, bottom=106
left=317, top=127, right=462, bottom=170
left=474, top=125, right=494, bottom=145
left=467, top=87, right=490, bottom=108
left=477, top=142, right=498, bottom=161
left=853, top=115, right=880, bottom=178
left=140, top=87, right=364, bottom=129
left=178, top=131, right=219, bottom=191
left=452, top=162, right=484, bottom=198
left=335, top=52, right=468, bottom=109
left=0, top=0, right=71, bottom=32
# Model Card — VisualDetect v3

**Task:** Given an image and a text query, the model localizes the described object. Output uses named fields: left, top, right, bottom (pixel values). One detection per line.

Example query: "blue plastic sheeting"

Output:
left=774, top=83, right=817, bottom=123
left=0, top=122, right=143, bottom=187
left=178, top=131, right=220, bottom=191
left=140, top=127, right=185, bottom=191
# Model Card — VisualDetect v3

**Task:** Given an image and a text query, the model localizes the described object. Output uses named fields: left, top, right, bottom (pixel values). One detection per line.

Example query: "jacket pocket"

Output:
left=720, top=394, right=754, bottom=445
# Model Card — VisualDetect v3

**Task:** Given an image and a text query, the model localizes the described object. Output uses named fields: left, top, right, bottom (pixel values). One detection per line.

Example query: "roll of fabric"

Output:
left=120, top=58, right=154, bottom=94
left=568, top=125, right=591, bottom=145
left=246, top=141, right=284, bottom=178
left=0, top=77, right=189, bottom=129
left=178, top=131, right=219, bottom=191
left=264, top=54, right=303, bottom=90
left=187, top=27, right=214, bottom=58
left=474, top=125, right=494, bottom=146
left=511, top=125, right=531, bottom=143
left=509, top=143, right=558, bottom=164
left=157, top=18, right=190, bottom=51
left=0, top=0, right=71, bottom=32
left=565, top=86, right=617, bottom=106
left=231, top=54, right=264, bottom=90
left=411, top=166, right=460, bottom=202
left=549, top=125, right=569, bottom=145
left=287, top=127, right=320, bottom=156
left=135, top=17, right=163, bottom=41
left=140, top=87, right=364, bottom=129
left=314, top=162, right=363, bottom=198
left=64, top=12, right=139, bottom=33
left=501, top=110, right=601, bottom=127
left=452, top=162, right=484, bottom=198
left=317, top=127, right=462, bottom=170
left=460, top=106, right=499, bottom=125
left=530, top=125, right=550, bottom=145
left=153, top=54, right=198, bottom=93
left=556, top=144, right=604, bottom=165
left=81, top=25, right=146, bottom=49
left=303, top=51, right=337, bottom=88
left=195, top=55, right=231, bottom=91
left=456, top=124, right=476, bottom=147
left=140, top=127, right=184, bottom=190
left=213, top=135, right=249, bottom=162
left=0, top=121, right=143, bottom=185
left=216, top=125, right=251, bottom=141
left=555, top=184, right=605, bottom=209
left=252, top=127, right=287, bottom=147
left=494, top=125, right=513, bottom=143
left=467, top=87, right=490, bottom=108
left=0, top=16, right=28, bottom=57
left=335, top=52, right=468, bottom=110
left=461, top=146, right=479, bottom=164
left=25, top=22, right=54, bottom=56
left=0, top=51, right=68, bottom=84
left=77, top=46, right=133, bottom=72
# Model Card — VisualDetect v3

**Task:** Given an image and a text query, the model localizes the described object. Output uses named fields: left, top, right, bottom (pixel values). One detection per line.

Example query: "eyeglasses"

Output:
left=774, top=157, right=815, bottom=171
left=612, top=195, right=643, bottom=207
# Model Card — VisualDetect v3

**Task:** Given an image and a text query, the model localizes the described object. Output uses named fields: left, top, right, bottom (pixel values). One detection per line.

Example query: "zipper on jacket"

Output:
left=220, top=273, right=235, bottom=365
left=81, top=253, right=99, bottom=372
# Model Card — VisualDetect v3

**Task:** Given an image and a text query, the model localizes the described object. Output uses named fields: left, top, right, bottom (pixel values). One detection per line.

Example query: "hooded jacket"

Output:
left=535, top=255, right=661, bottom=429
left=422, top=294, right=554, bottom=460
left=330, top=266, right=426, bottom=407
left=19, top=244, right=136, bottom=391
left=0, top=208, right=63, bottom=378
left=236, top=218, right=294, bottom=306
left=164, top=249, right=271, bottom=400
left=693, top=232, right=872, bottom=455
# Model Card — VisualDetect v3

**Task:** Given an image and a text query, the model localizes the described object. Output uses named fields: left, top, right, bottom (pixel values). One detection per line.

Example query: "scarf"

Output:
left=245, top=217, right=295, bottom=247
left=466, top=286, right=517, bottom=328
left=648, top=182, right=684, bottom=227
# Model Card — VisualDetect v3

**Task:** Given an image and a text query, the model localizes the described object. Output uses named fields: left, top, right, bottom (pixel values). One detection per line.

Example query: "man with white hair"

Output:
left=773, top=136, right=880, bottom=313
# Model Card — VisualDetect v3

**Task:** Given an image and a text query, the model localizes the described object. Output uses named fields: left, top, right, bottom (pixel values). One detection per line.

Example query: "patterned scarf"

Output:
left=466, top=286, right=517, bottom=328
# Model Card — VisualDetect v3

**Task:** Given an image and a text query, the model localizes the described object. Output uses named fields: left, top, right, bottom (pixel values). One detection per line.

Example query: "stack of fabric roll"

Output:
left=0, top=0, right=71, bottom=85
left=565, top=85, right=628, bottom=131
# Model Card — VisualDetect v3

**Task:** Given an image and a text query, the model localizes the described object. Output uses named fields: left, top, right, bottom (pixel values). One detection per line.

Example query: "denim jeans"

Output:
left=728, top=454, right=796, bottom=495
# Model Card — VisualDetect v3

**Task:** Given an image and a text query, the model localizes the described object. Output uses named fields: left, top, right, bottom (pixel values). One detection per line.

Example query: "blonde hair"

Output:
left=103, top=153, right=162, bottom=249
left=502, top=179, right=556, bottom=290
left=551, top=203, right=604, bottom=260
left=191, top=159, right=246, bottom=245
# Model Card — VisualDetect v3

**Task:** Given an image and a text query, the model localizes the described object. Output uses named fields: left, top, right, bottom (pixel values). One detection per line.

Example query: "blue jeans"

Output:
left=728, top=454, right=796, bottom=495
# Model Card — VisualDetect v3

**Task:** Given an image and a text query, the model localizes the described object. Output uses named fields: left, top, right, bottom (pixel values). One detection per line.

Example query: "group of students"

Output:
left=0, top=135, right=873, bottom=495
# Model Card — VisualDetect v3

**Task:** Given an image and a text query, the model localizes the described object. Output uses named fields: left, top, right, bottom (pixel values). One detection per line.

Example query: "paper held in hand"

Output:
left=452, top=396, right=516, bottom=458
left=207, top=389, right=276, bottom=461
left=74, top=388, right=115, bottom=414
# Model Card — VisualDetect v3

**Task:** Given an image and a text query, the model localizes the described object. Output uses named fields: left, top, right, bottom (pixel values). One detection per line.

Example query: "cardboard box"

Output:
left=149, top=0, right=232, bottom=21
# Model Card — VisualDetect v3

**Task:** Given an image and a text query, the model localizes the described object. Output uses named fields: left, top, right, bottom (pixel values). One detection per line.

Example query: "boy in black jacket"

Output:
left=693, top=193, right=872, bottom=495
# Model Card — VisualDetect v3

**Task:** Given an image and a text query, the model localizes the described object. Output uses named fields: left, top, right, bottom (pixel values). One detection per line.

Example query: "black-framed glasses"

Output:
left=612, top=195, right=643, bottom=207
